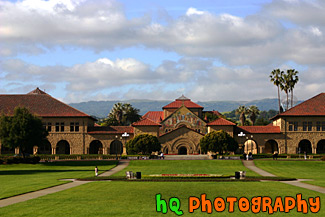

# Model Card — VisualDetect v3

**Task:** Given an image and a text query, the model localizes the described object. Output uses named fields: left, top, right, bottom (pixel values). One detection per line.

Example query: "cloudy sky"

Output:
left=1, top=0, right=324, bottom=103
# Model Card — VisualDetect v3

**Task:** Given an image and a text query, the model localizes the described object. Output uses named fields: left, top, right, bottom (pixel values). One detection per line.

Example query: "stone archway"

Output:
left=264, top=140, right=278, bottom=154
left=298, top=139, right=312, bottom=154
left=178, top=146, right=187, bottom=155
left=163, top=146, right=169, bottom=154
left=244, top=139, right=258, bottom=154
left=89, top=140, right=103, bottom=154
left=56, top=140, right=70, bottom=155
left=38, top=140, right=52, bottom=154
left=316, top=139, right=325, bottom=154
left=110, top=140, right=123, bottom=155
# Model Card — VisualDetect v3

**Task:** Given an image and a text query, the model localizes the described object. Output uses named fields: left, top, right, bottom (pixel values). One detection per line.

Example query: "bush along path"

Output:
left=241, top=160, right=325, bottom=194
left=0, top=160, right=130, bottom=208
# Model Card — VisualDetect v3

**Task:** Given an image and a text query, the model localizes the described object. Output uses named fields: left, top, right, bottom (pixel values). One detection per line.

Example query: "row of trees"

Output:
left=270, top=69, right=299, bottom=113
left=235, top=105, right=260, bottom=126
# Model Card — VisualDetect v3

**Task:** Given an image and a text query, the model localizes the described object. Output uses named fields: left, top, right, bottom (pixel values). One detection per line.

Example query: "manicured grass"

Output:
left=254, top=160, right=325, bottom=187
left=0, top=160, right=117, bottom=199
left=113, top=160, right=260, bottom=177
left=0, top=181, right=323, bottom=216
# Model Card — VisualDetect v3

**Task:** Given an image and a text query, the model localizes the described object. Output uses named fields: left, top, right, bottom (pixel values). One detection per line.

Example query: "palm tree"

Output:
left=235, top=105, right=248, bottom=126
left=107, top=103, right=141, bottom=126
left=287, top=69, right=299, bottom=108
left=110, top=103, right=124, bottom=124
left=248, top=105, right=260, bottom=126
left=270, top=69, right=284, bottom=114
left=280, top=72, right=290, bottom=111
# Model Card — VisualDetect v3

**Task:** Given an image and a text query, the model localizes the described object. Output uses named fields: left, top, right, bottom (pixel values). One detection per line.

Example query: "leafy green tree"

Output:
left=103, top=103, right=141, bottom=126
left=199, top=130, right=238, bottom=155
left=270, top=69, right=284, bottom=114
left=248, top=105, right=260, bottom=126
left=126, top=134, right=161, bottom=155
left=0, top=107, right=48, bottom=157
left=235, top=105, right=248, bottom=126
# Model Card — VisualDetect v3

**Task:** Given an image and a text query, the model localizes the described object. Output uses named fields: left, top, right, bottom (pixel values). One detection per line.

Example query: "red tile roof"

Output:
left=272, top=93, right=325, bottom=119
left=163, top=96, right=203, bottom=109
left=142, top=111, right=164, bottom=123
left=237, top=126, right=281, bottom=134
left=88, top=126, right=134, bottom=134
left=0, top=88, right=95, bottom=120
left=207, top=117, right=236, bottom=126
left=132, top=117, right=161, bottom=126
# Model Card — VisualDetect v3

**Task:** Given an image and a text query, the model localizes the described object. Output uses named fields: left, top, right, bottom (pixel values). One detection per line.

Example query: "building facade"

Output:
left=0, top=88, right=324, bottom=155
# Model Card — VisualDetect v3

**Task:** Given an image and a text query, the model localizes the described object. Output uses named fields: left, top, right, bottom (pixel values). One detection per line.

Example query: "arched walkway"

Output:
left=110, top=140, right=123, bottom=155
left=178, top=146, right=187, bottom=155
left=38, top=140, right=52, bottom=154
left=316, top=139, right=325, bottom=154
left=298, top=139, right=312, bottom=154
left=244, top=139, right=258, bottom=154
left=89, top=140, right=103, bottom=154
left=264, top=140, right=278, bottom=154
left=56, top=140, right=70, bottom=155
left=163, top=146, right=169, bottom=154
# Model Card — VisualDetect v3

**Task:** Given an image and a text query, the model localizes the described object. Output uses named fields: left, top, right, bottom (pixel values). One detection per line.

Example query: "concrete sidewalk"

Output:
left=0, top=160, right=130, bottom=208
left=242, top=160, right=325, bottom=194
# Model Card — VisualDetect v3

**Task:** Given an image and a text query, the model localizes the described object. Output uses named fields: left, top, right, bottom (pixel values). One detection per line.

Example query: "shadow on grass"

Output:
left=41, top=160, right=118, bottom=167
left=0, top=170, right=93, bottom=175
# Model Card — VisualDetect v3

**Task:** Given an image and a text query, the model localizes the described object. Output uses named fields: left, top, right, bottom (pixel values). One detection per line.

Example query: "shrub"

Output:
left=321, top=156, right=325, bottom=161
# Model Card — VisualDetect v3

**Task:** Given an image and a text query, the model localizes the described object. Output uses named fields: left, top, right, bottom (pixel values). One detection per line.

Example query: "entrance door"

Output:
left=178, top=146, right=187, bottom=155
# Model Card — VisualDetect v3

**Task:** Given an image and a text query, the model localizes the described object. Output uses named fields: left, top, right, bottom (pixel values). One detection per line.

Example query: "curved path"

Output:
left=0, top=160, right=130, bottom=208
left=242, top=160, right=325, bottom=194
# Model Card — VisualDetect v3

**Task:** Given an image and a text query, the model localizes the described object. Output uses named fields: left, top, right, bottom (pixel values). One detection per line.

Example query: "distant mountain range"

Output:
left=69, top=98, right=302, bottom=119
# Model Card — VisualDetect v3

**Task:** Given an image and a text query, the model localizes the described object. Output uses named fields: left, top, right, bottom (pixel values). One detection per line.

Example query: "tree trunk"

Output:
left=291, top=89, right=293, bottom=108
left=277, top=86, right=281, bottom=114
left=286, top=92, right=289, bottom=111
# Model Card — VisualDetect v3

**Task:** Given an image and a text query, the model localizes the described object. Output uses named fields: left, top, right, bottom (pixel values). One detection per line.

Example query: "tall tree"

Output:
left=287, top=69, right=299, bottom=108
left=104, top=103, right=141, bottom=126
left=270, top=69, right=284, bottom=114
left=248, top=105, right=260, bottom=126
left=280, top=72, right=291, bottom=111
left=0, top=107, right=48, bottom=157
left=235, top=105, right=248, bottom=126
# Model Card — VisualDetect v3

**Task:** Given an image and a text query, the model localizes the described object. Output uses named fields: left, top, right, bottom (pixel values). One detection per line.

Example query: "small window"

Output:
left=55, top=122, right=60, bottom=132
left=70, top=122, right=75, bottom=132
left=307, top=122, right=312, bottom=131
left=322, top=121, right=325, bottom=131
left=303, top=122, right=312, bottom=131
left=289, top=122, right=298, bottom=131
left=60, top=122, right=64, bottom=132
left=75, top=122, right=79, bottom=132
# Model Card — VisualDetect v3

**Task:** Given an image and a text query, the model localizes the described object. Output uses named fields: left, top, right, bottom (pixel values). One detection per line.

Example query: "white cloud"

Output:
left=1, top=0, right=325, bottom=66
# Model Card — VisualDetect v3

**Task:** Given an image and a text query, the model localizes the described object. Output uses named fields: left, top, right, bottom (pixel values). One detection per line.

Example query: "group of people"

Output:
left=243, top=152, right=253, bottom=160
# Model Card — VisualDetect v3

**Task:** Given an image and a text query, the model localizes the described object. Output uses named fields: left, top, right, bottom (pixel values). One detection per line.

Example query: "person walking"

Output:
left=95, top=166, right=98, bottom=176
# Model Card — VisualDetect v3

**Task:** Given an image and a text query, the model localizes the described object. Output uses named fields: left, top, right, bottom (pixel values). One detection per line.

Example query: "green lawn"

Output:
left=0, top=181, right=323, bottom=216
left=254, top=160, right=325, bottom=187
left=113, top=160, right=259, bottom=177
left=0, top=160, right=117, bottom=199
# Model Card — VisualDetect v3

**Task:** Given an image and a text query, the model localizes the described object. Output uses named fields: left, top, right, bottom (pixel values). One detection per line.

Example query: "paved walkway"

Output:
left=242, top=160, right=325, bottom=194
left=0, top=160, right=130, bottom=208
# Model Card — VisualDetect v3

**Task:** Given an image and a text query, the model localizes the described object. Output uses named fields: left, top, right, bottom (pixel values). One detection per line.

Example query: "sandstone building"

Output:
left=0, top=88, right=324, bottom=155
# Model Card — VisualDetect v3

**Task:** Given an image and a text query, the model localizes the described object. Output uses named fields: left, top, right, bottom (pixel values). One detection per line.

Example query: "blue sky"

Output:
left=0, top=0, right=324, bottom=103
